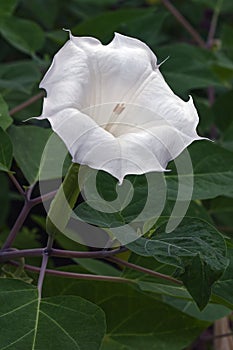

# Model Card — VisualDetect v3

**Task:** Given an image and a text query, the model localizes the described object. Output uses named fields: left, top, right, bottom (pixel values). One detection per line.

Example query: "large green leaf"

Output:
left=0, top=127, right=13, bottom=172
left=127, top=218, right=228, bottom=309
left=43, top=277, right=208, bottom=350
left=0, top=279, right=106, bottom=350
left=0, top=94, right=13, bottom=130
left=166, top=141, right=233, bottom=200
left=0, top=16, right=45, bottom=55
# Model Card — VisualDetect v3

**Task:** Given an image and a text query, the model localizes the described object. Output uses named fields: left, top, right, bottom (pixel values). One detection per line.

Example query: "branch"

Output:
left=161, top=0, right=206, bottom=48
left=8, top=173, right=25, bottom=196
left=107, top=256, right=183, bottom=285
left=9, top=260, right=133, bottom=284
left=0, top=246, right=127, bottom=262
left=9, top=91, right=45, bottom=116
left=206, top=0, right=223, bottom=48
left=37, top=235, right=53, bottom=299
left=1, top=201, right=33, bottom=250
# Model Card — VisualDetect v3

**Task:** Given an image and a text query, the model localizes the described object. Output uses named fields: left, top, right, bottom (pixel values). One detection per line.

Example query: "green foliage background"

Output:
left=1, top=0, right=233, bottom=349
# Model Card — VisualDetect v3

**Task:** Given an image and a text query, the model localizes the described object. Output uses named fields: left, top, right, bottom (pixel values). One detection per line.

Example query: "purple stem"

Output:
left=107, top=256, right=182, bottom=285
left=0, top=246, right=127, bottom=262
left=8, top=173, right=25, bottom=196
left=10, top=260, right=132, bottom=284
left=37, top=235, right=54, bottom=298
left=1, top=201, right=33, bottom=250
left=161, top=0, right=206, bottom=48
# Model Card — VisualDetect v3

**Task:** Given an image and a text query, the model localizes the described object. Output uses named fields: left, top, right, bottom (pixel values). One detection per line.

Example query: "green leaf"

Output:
left=0, top=279, right=106, bottom=350
left=75, top=258, right=121, bottom=276
left=0, top=60, right=41, bottom=94
left=192, top=0, right=233, bottom=13
left=127, top=218, right=228, bottom=309
left=0, top=0, right=18, bottom=16
left=0, top=127, right=13, bottom=172
left=0, top=16, right=45, bottom=55
left=8, top=125, right=52, bottom=184
left=72, top=8, right=151, bottom=43
left=43, top=277, right=208, bottom=350
left=157, top=44, right=221, bottom=96
left=164, top=297, right=231, bottom=322
left=0, top=94, right=13, bottom=130
left=20, top=0, right=59, bottom=29
left=166, top=141, right=233, bottom=200
left=213, top=246, right=233, bottom=308
left=75, top=171, right=165, bottom=228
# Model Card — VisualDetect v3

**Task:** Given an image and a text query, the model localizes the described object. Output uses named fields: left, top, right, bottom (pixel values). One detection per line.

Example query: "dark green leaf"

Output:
left=8, top=125, right=52, bottom=184
left=0, top=127, right=13, bottom=172
left=43, top=276, right=208, bottom=350
left=76, top=171, right=165, bottom=230
left=0, top=94, right=13, bottom=130
left=0, top=61, right=41, bottom=94
left=158, top=44, right=221, bottom=96
left=72, top=9, right=151, bottom=43
left=0, top=279, right=106, bottom=350
left=213, top=246, right=233, bottom=308
left=167, top=141, right=233, bottom=200
left=0, top=0, right=18, bottom=16
left=164, top=297, right=231, bottom=322
left=127, top=218, right=228, bottom=309
left=0, top=16, right=45, bottom=55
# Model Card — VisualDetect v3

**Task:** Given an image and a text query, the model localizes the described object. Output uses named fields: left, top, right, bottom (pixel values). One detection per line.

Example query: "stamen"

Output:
left=113, top=103, right=125, bottom=115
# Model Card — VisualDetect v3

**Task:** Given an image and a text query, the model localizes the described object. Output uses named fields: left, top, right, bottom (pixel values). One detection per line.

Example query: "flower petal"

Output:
left=38, top=33, right=203, bottom=182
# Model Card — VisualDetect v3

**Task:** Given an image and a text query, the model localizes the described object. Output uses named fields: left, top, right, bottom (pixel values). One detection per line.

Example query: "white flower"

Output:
left=38, top=32, right=202, bottom=184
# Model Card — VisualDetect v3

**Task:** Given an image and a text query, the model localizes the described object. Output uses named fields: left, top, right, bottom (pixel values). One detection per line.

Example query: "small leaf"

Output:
left=0, top=127, right=13, bottom=172
left=0, top=94, right=13, bottom=130
left=0, top=16, right=45, bottom=55
left=0, top=279, right=106, bottom=350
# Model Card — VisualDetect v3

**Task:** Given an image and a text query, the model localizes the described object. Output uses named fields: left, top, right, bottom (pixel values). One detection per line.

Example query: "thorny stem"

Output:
left=107, top=256, right=183, bottom=285
left=161, top=0, right=206, bottom=48
left=9, top=260, right=133, bottom=284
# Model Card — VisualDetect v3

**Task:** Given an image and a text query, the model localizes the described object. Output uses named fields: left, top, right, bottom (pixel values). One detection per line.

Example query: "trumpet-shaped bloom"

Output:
left=38, top=32, right=202, bottom=183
